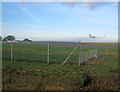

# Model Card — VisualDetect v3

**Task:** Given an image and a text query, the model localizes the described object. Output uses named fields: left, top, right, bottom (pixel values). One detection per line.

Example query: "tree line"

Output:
left=0, top=35, right=32, bottom=42
left=0, top=35, right=15, bottom=41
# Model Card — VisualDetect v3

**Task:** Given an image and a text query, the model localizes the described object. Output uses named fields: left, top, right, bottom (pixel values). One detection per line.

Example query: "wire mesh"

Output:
left=80, top=49, right=98, bottom=64
left=49, top=41, right=79, bottom=64
left=2, top=42, right=48, bottom=63
left=2, top=41, right=116, bottom=65
left=2, top=43, right=11, bottom=60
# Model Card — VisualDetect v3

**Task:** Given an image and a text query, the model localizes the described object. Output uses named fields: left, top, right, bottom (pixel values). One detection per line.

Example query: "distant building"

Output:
left=23, top=38, right=32, bottom=42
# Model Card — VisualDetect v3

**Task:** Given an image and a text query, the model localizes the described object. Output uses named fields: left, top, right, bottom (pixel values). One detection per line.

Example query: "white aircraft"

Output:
left=89, top=34, right=106, bottom=38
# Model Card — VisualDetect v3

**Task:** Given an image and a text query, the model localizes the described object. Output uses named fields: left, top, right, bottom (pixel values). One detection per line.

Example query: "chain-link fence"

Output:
left=79, top=49, right=97, bottom=64
left=2, top=41, right=117, bottom=65
left=49, top=41, right=79, bottom=64
left=2, top=42, right=48, bottom=63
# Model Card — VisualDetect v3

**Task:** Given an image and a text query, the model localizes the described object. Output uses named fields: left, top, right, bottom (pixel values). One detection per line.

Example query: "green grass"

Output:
left=3, top=55, right=118, bottom=77
left=84, top=43, right=118, bottom=46
left=0, top=41, right=7, bottom=43
left=2, top=55, right=118, bottom=90
left=1, top=41, right=119, bottom=46
left=2, top=44, right=118, bottom=64
left=2, top=43, right=118, bottom=90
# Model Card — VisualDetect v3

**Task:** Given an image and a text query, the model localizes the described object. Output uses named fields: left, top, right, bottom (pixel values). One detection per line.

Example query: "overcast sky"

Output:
left=2, top=2, right=118, bottom=42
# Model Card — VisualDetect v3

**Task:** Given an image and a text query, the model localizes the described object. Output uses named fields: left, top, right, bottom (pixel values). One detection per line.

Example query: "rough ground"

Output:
left=2, top=55, right=118, bottom=90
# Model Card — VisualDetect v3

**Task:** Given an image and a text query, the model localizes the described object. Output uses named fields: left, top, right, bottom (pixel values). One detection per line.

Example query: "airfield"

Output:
left=2, top=41, right=118, bottom=48
left=2, top=41, right=118, bottom=90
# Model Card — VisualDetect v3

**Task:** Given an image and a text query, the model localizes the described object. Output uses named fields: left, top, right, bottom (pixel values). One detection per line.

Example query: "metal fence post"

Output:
left=79, top=41, right=81, bottom=65
left=106, top=41, right=108, bottom=54
left=11, top=41, right=13, bottom=61
left=47, top=41, right=49, bottom=64
left=86, top=51, right=88, bottom=61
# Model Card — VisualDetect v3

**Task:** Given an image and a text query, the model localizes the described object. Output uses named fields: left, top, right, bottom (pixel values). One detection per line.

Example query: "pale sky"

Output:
left=2, top=2, right=118, bottom=42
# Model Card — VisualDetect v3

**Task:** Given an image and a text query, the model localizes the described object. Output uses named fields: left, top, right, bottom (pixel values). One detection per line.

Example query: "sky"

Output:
left=2, top=2, right=118, bottom=42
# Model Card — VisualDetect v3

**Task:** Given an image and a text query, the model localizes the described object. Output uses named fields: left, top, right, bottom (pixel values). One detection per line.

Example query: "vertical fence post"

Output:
left=79, top=41, right=81, bottom=65
left=87, top=51, right=89, bottom=60
left=47, top=41, right=49, bottom=64
left=86, top=51, right=88, bottom=61
left=106, top=41, right=108, bottom=54
left=11, top=41, right=13, bottom=61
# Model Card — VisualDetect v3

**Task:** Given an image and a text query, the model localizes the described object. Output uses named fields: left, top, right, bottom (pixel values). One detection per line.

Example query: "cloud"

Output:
left=19, top=5, right=40, bottom=22
left=60, top=2, right=118, bottom=9
left=82, top=2, right=105, bottom=9
left=19, top=2, right=118, bottom=10
left=112, top=2, right=118, bottom=6
left=62, top=2, right=106, bottom=9
left=60, top=2, right=79, bottom=7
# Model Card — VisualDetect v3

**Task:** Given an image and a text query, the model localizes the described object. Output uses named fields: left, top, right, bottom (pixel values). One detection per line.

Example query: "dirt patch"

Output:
left=84, top=76, right=118, bottom=90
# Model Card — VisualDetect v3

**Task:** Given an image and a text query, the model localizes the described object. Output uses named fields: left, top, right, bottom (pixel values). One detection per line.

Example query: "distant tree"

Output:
left=23, top=38, right=32, bottom=42
left=6, top=35, right=15, bottom=41
left=3, top=37, right=7, bottom=41
left=0, top=36, right=2, bottom=40
left=2, top=35, right=15, bottom=41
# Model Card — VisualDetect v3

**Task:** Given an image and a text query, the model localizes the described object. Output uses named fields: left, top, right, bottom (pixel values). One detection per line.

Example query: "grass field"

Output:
left=2, top=55, right=118, bottom=90
left=2, top=43, right=118, bottom=90
left=2, top=44, right=118, bottom=64
left=1, top=41, right=119, bottom=46
left=84, top=43, right=118, bottom=46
